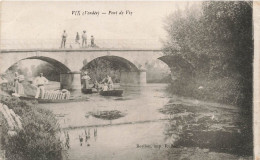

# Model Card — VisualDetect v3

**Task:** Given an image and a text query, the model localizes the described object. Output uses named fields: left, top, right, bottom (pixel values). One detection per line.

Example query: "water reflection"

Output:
left=161, top=103, right=253, bottom=157
left=40, top=83, right=170, bottom=129
left=41, top=83, right=251, bottom=159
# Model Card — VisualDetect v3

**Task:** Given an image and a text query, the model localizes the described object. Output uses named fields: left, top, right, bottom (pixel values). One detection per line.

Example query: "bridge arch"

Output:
left=82, top=55, right=140, bottom=72
left=158, top=55, right=195, bottom=80
left=158, top=55, right=194, bottom=69
left=82, top=55, right=145, bottom=86
left=5, top=56, right=71, bottom=73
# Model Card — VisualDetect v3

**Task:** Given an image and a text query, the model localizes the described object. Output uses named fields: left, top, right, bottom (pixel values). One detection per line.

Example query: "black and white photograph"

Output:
left=0, top=1, right=256, bottom=160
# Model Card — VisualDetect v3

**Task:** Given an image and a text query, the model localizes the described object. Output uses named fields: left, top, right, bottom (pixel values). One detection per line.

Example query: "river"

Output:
left=39, top=83, right=252, bottom=160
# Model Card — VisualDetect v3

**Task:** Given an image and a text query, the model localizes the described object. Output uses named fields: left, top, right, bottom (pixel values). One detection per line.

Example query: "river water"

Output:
left=39, top=83, right=252, bottom=160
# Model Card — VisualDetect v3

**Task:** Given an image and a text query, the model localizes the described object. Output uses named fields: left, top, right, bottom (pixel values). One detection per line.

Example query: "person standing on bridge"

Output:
left=82, top=30, right=87, bottom=48
left=60, top=30, right=68, bottom=48
left=75, top=32, right=80, bottom=46
left=91, top=35, right=95, bottom=47
left=34, top=73, right=48, bottom=99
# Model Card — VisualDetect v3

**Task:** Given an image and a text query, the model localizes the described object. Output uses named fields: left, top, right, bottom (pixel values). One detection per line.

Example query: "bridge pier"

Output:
left=120, top=70, right=146, bottom=86
left=60, top=72, right=81, bottom=90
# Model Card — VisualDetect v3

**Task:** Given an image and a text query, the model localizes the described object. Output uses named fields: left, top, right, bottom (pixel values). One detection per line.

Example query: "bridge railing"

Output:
left=0, top=39, right=161, bottom=50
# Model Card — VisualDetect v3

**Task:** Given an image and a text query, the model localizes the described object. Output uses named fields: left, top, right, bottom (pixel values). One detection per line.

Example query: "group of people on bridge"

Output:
left=61, top=30, right=96, bottom=49
left=81, top=71, right=114, bottom=91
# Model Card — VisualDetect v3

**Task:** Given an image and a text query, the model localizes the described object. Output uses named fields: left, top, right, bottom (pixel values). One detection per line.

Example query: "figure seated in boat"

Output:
left=101, top=75, right=114, bottom=90
left=34, top=73, right=49, bottom=99
left=102, top=83, right=109, bottom=91
left=92, top=80, right=101, bottom=92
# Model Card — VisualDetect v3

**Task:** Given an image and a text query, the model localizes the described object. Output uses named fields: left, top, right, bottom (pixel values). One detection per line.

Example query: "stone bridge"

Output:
left=0, top=48, right=192, bottom=90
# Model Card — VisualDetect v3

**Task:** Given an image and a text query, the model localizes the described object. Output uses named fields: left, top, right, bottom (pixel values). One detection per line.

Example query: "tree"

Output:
left=163, top=2, right=253, bottom=107
left=82, top=58, right=121, bottom=83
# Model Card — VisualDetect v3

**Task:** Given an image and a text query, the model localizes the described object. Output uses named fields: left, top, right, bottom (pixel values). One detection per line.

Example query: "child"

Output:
left=102, top=83, right=108, bottom=91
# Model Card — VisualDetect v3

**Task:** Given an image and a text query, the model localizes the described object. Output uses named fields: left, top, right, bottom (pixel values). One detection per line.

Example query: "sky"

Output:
left=0, top=1, right=201, bottom=49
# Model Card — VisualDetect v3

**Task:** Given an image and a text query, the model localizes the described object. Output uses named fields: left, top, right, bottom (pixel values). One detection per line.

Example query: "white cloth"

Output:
left=102, top=85, right=108, bottom=91
left=62, top=33, right=68, bottom=39
left=82, top=33, right=87, bottom=40
left=34, top=76, right=48, bottom=86
left=82, top=75, right=91, bottom=80
left=35, top=86, right=45, bottom=99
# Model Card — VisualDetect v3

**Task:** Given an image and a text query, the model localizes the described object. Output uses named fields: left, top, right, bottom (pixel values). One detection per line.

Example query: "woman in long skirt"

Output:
left=82, top=71, right=91, bottom=89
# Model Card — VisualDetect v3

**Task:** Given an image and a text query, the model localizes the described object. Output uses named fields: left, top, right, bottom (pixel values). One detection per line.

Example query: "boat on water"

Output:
left=18, top=95, right=82, bottom=104
left=81, top=88, right=92, bottom=94
left=81, top=88, right=98, bottom=94
left=99, top=89, right=123, bottom=97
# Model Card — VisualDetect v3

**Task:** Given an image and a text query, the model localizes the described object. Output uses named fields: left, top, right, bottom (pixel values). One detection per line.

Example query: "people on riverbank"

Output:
left=34, top=73, right=48, bottom=99
left=13, top=72, right=25, bottom=96
left=60, top=30, right=68, bottom=48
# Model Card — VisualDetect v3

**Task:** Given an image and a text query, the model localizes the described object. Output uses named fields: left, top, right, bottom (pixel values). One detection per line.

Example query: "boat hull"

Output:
left=18, top=96, right=81, bottom=103
left=81, top=88, right=93, bottom=94
left=99, top=89, right=123, bottom=97
left=81, top=88, right=98, bottom=94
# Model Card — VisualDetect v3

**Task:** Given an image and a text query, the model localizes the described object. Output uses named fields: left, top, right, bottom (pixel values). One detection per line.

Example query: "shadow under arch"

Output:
left=158, top=55, right=195, bottom=70
left=82, top=55, right=139, bottom=72
left=6, top=56, right=71, bottom=73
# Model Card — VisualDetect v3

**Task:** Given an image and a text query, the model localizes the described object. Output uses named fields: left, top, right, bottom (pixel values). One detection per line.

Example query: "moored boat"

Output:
left=81, top=88, right=98, bottom=94
left=99, top=89, right=123, bottom=97
left=81, top=88, right=93, bottom=94
left=18, top=95, right=83, bottom=104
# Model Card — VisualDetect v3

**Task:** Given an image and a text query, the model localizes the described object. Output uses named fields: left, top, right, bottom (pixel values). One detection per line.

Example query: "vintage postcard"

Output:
left=0, top=1, right=257, bottom=160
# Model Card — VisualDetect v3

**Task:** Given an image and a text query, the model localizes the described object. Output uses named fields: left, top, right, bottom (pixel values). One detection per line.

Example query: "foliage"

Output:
left=159, top=103, right=253, bottom=156
left=6, top=61, right=60, bottom=82
left=145, top=61, right=171, bottom=83
left=82, top=58, right=121, bottom=83
left=0, top=97, right=63, bottom=160
left=89, top=110, right=126, bottom=120
left=32, top=62, right=60, bottom=82
left=163, top=2, right=253, bottom=108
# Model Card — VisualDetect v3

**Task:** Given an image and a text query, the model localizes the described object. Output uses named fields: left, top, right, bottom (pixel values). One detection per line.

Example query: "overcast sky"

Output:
left=1, top=1, right=201, bottom=49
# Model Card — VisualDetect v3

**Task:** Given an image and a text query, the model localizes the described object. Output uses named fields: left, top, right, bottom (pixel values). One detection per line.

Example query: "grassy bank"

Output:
left=0, top=96, right=64, bottom=160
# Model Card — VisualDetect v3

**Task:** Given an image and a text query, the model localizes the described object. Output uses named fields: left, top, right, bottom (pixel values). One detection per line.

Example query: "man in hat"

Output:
left=75, top=32, right=80, bottom=46
left=82, top=71, right=91, bottom=89
left=34, top=73, right=48, bottom=99
left=82, top=30, right=87, bottom=48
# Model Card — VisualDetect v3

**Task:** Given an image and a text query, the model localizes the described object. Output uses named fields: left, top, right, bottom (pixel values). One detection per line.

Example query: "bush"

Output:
left=0, top=97, right=63, bottom=160
left=167, top=76, right=243, bottom=106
